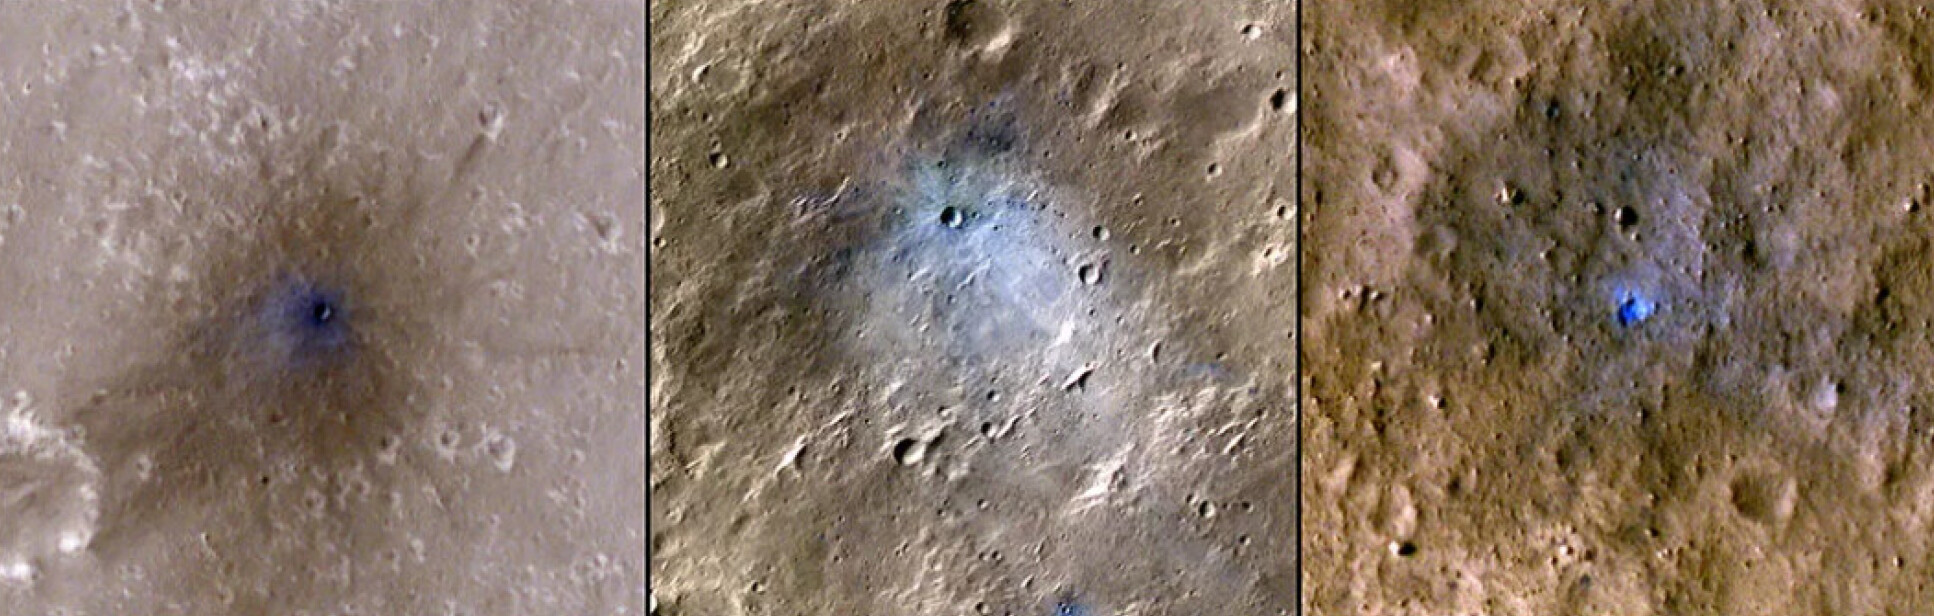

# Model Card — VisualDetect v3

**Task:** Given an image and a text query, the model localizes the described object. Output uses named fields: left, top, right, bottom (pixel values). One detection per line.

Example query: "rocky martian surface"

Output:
left=650, top=1, right=1295, bottom=614
left=1307, top=1, right=1934, bottom=614
left=1, top=2, right=645, bottom=614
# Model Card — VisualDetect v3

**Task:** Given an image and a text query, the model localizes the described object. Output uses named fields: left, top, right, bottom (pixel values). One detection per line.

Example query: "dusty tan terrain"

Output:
left=1306, top=1, right=1934, bottom=613
left=0, top=2, right=644, bottom=614
left=650, top=1, right=1294, bottom=614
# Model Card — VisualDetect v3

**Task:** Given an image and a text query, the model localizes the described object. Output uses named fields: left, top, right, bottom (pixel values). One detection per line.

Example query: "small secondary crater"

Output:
left=1615, top=205, right=1639, bottom=230
left=893, top=438, right=927, bottom=466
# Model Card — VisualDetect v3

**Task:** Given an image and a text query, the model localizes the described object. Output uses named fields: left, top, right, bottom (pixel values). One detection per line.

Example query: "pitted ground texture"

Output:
left=1306, top=1, right=1934, bottom=614
left=651, top=1, right=1295, bottom=615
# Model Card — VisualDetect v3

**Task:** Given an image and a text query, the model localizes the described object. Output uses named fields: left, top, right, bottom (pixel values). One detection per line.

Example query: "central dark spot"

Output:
left=268, top=280, right=354, bottom=363
left=309, top=296, right=336, bottom=326
left=290, top=288, right=345, bottom=334
left=1616, top=205, right=1639, bottom=229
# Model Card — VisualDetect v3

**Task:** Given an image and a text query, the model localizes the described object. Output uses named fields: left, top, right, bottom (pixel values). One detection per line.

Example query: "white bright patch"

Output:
left=857, top=161, right=1097, bottom=370
left=0, top=560, right=33, bottom=583
left=58, top=530, right=90, bottom=554
left=0, top=389, right=104, bottom=569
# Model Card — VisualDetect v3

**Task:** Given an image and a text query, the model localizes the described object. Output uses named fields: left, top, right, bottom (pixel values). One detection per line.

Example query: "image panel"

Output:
left=650, top=1, right=1296, bottom=614
left=1305, top=1, right=1934, bottom=613
left=0, top=3, right=646, bottom=613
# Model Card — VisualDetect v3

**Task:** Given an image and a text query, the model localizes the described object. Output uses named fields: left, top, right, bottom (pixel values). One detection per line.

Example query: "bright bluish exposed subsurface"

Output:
left=1616, top=290, right=1655, bottom=327
left=857, top=156, right=1087, bottom=369
left=262, top=277, right=354, bottom=365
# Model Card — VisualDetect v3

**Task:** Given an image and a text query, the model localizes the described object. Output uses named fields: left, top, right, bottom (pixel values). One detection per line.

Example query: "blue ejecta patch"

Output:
left=1616, top=292, right=1655, bottom=327
left=262, top=277, right=355, bottom=365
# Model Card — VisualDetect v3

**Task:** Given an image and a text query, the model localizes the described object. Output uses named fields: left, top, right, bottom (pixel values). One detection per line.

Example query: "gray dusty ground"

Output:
left=0, top=2, right=645, bottom=614
left=650, top=1, right=1295, bottom=614
left=1307, top=1, right=1934, bottom=613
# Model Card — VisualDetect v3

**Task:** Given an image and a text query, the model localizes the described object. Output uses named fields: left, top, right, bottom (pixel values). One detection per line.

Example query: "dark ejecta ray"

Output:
left=47, top=129, right=515, bottom=613
left=955, top=99, right=1023, bottom=159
